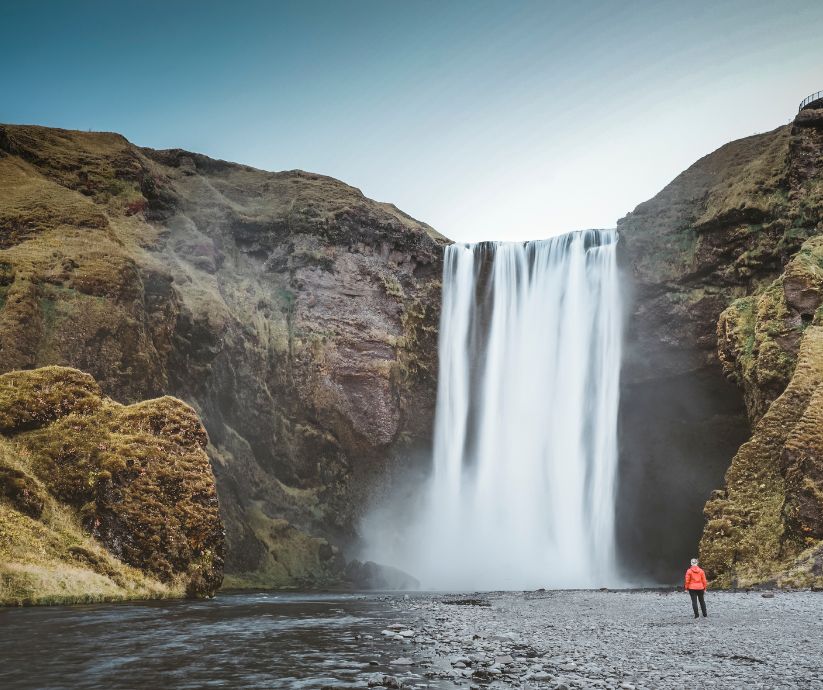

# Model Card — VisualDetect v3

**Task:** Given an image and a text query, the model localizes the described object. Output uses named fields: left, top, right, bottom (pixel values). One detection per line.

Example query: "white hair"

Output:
left=691, top=558, right=699, bottom=566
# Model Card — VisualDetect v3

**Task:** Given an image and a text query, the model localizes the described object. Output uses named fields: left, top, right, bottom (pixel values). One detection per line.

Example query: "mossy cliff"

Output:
left=0, top=366, right=224, bottom=605
left=0, top=124, right=445, bottom=588
left=620, top=105, right=823, bottom=586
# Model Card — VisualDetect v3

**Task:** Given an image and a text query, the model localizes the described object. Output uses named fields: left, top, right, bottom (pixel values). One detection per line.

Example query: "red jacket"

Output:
left=685, top=565, right=708, bottom=590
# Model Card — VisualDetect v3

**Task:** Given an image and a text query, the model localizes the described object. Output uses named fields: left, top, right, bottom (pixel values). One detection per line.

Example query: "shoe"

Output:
left=702, top=614, right=707, bottom=617
left=694, top=614, right=699, bottom=619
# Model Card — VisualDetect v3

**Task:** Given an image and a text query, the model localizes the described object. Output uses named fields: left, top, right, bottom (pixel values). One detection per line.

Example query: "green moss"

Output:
left=0, top=367, right=224, bottom=604
left=225, top=503, right=339, bottom=589
left=0, top=437, right=175, bottom=606
left=0, top=366, right=102, bottom=433
left=701, top=327, right=823, bottom=587
left=277, top=287, right=296, bottom=310
left=716, top=254, right=817, bottom=423
left=380, top=274, right=405, bottom=299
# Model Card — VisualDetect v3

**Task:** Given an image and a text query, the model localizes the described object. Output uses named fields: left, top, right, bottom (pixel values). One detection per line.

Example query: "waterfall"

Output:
left=408, top=229, right=622, bottom=590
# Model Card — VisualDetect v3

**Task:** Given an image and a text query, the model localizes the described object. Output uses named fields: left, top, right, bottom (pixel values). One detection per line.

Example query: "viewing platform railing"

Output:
left=799, top=90, right=823, bottom=112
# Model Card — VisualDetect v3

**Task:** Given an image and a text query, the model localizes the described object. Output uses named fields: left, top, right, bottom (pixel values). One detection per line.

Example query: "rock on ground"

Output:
left=373, top=590, right=823, bottom=689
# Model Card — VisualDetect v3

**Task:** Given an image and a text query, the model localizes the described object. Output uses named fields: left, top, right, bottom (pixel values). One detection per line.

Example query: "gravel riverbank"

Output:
left=1, top=590, right=820, bottom=689
left=372, top=590, right=823, bottom=689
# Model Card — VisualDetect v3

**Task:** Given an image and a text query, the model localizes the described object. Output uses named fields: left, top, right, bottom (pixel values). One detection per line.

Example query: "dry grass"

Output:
left=0, top=158, right=109, bottom=248
left=0, top=366, right=224, bottom=604
left=695, top=127, right=791, bottom=229
left=0, top=438, right=176, bottom=606
left=0, top=366, right=101, bottom=433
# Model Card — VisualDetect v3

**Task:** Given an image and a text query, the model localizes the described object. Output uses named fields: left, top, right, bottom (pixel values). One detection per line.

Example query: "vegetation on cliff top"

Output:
left=0, top=366, right=224, bottom=605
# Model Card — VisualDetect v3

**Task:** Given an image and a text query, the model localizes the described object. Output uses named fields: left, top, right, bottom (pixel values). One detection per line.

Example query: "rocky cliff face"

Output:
left=0, top=124, right=445, bottom=587
left=620, top=106, right=823, bottom=586
left=0, top=366, right=223, bottom=604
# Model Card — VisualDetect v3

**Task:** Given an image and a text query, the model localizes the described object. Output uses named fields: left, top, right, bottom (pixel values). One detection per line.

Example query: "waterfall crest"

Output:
left=409, top=229, right=622, bottom=589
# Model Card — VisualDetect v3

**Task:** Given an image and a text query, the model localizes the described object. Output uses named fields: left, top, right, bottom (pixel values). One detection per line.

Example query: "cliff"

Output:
left=7, top=106, right=819, bottom=594
left=0, top=124, right=445, bottom=588
left=0, top=366, right=223, bottom=605
left=620, top=105, right=823, bottom=586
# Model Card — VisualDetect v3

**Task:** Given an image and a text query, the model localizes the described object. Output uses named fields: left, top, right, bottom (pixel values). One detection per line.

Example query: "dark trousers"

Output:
left=688, top=588, right=707, bottom=617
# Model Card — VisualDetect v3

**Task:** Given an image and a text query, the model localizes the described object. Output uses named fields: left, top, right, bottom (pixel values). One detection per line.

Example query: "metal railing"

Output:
left=799, top=90, right=823, bottom=112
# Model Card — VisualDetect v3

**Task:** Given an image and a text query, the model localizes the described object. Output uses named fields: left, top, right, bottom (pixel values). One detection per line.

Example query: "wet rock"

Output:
left=367, top=674, right=403, bottom=688
left=389, top=657, right=413, bottom=666
left=345, top=560, right=421, bottom=590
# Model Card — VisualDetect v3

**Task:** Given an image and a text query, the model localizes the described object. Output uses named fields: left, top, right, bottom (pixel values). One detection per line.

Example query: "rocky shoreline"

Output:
left=368, top=590, right=823, bottom=689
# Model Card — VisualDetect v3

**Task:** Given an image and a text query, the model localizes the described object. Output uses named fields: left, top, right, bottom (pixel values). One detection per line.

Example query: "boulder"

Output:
left=0, top=366, right=224, bottom=603
left=344, top=559, right=420, bottom=590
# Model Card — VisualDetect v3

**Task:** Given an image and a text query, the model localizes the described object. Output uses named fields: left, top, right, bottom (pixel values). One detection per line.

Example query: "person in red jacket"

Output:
left=685, top=558, right=708, bottom=618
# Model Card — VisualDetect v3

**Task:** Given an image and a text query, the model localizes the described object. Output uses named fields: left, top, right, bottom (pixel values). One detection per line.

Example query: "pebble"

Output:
left=367, top=674, right=403, bottom=688
left=363, top=590, right=823, bottom=689
left=389, top=657, right=413, bottom=665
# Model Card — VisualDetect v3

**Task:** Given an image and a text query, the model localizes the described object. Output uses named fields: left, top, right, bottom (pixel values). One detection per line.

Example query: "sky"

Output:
left=3, top=0, right=823, bottom=242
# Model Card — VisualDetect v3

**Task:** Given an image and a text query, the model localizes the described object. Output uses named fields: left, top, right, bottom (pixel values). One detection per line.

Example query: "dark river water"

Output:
left=0, top=592, right=436, bottom=690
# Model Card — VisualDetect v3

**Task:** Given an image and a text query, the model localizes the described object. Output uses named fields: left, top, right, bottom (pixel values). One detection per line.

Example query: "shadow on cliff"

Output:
left=615, top=265, right=750, bottom=585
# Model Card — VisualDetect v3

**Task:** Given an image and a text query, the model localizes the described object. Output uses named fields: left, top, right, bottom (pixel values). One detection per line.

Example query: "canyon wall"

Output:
left=3, top=109, right=822, bottom=593
left=619, top=106, right=823, bottom=586
left=0, top=124, right=445, bottom=587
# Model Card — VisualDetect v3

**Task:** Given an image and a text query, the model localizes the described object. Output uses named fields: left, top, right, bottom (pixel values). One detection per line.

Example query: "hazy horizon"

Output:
left=4, top=0, right=823, bottom=241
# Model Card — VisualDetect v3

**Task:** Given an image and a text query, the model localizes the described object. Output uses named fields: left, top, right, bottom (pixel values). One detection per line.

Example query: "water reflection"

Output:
left=0, top=592, right=443, bottom=689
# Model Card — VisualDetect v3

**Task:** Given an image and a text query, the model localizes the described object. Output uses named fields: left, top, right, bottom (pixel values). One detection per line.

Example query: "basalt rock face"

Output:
left=0, top=124, right=445, bottom=587
left=0, top=366, right=223, bottom=604
left=619, top=107, right=823, bottom=586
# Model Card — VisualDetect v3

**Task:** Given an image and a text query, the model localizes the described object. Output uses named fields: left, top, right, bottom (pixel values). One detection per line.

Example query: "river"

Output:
left=0, top=592, right=440, bottom=689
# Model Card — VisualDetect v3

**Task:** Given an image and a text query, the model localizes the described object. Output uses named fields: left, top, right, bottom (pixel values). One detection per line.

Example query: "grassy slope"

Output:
left=0, top=437, right=174, bottom=606
left=0, top=366, right=224, bottom=606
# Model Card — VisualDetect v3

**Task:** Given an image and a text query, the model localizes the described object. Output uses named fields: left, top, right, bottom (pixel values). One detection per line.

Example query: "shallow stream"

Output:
left=0, top=592, right=434, bottom=689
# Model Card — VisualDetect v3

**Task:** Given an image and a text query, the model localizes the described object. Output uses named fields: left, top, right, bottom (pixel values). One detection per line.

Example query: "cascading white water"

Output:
left=402, top=229, right=622, bottom=590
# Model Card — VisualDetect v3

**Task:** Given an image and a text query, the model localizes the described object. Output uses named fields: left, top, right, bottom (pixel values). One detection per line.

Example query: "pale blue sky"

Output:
left=3, top=1, right=823, bottom=241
